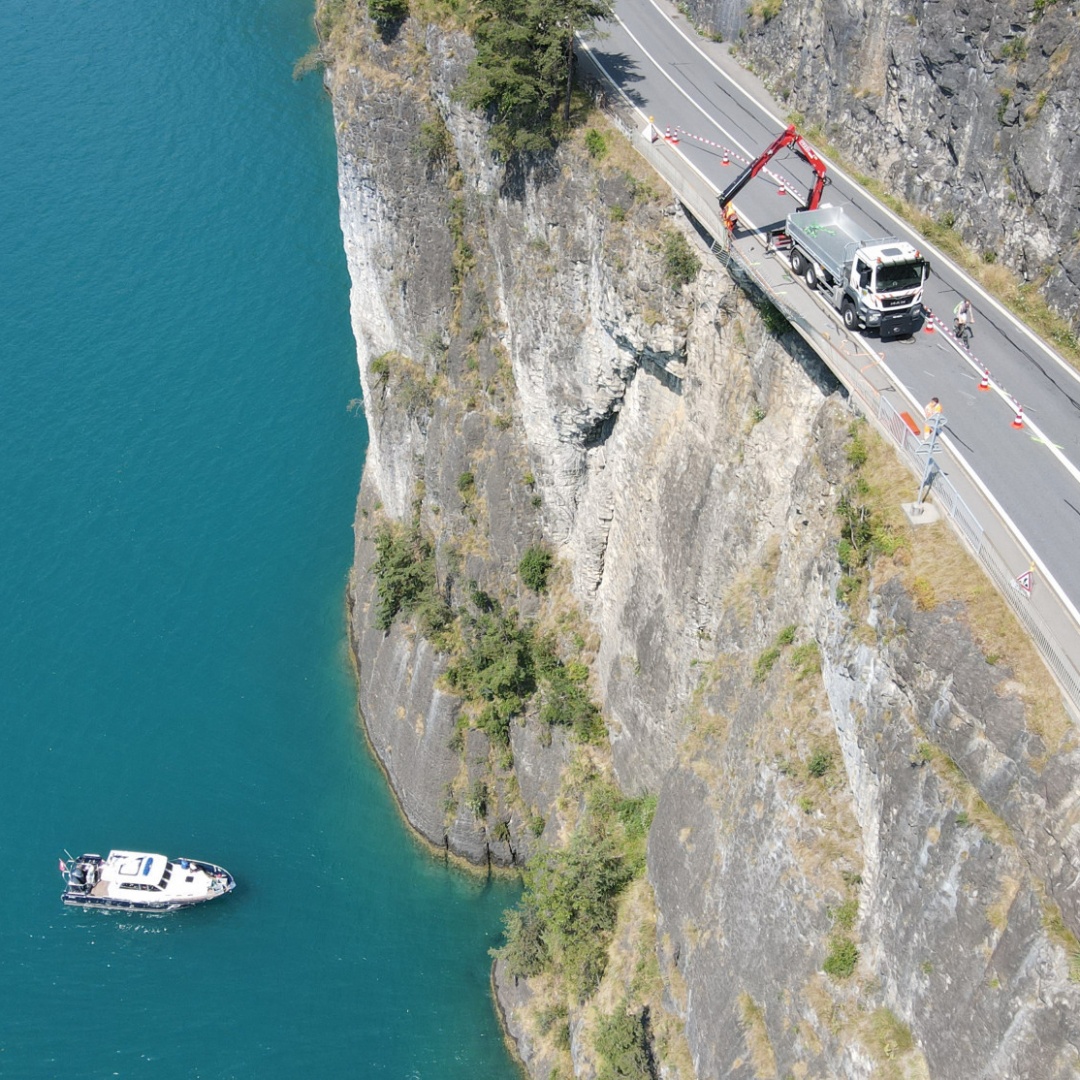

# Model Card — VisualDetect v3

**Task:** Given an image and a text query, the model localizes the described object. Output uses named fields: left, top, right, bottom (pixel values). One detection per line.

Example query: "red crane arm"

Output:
left=718, top=124, right=828, bottom=214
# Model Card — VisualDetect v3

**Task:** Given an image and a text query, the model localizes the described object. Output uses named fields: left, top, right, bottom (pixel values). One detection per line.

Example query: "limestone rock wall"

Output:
left=328, top=14, right=1080, bottom=1078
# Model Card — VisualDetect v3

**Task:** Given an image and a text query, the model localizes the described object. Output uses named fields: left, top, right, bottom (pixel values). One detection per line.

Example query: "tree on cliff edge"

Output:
left=464, top=0, right=613, bottom=156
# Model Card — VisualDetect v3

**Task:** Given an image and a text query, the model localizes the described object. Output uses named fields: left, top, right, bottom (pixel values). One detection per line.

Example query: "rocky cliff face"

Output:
left=325, top=9, right=1080, bottom=1078
left=685, top=0, right=1080, bottom=332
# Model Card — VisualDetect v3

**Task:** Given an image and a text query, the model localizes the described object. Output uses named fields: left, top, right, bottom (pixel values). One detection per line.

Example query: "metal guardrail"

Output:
left=578, top=67, right=1080, bottom=716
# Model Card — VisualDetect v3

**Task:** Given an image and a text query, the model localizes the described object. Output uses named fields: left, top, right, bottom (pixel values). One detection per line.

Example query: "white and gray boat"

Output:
left=60, top=850, right=235, bottom=911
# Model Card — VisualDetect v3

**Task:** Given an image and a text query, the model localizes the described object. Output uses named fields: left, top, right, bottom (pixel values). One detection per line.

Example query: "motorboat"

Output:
left=60, top=850, right=235, bottom=911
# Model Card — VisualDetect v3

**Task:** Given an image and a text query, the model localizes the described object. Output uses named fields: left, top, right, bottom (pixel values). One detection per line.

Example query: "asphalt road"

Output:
left=582, top=0, right=1080, bottom=626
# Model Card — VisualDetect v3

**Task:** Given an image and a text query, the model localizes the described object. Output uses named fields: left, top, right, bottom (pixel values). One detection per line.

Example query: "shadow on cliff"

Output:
left=499, top=154, right=560, bottom=202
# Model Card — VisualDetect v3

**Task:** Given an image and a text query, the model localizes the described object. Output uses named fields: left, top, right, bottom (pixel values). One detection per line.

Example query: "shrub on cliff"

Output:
left=823, top=935, right=859, bottom=979
left=535, top=634, right=605, bottom=743
left=663, top=229, right=701, bottom=287
left=519, top=544, right=553, bottom=592
left=595, top=1002, right=652, bottom=1080
left=368, top=0, right=407, bottom=30
left=371, top=521, right=445, bottom=633
left=494, top=781, right=655, bottom=1000
left=443, top=594, right=537, bottom=727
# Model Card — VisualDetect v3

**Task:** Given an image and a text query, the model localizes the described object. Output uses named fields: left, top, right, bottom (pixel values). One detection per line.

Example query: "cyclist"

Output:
left=953, top=298, right=975, bottom=346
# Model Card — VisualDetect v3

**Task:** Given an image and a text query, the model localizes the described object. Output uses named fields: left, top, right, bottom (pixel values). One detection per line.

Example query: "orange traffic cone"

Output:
left=722, top=150, right=730, bottom=165
left=978, top=369, right=990, bottom=391
left=923, top=309, right=935, bottom=333
left=671, top=127, right=679, bottom=144
left=1012, top=404, right=1024, bottom=429
left=777, top=180, right=786, bottom=196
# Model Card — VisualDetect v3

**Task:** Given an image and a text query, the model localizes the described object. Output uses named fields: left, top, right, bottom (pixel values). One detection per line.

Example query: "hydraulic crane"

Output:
left=719, top=125, right=929, bottom=338
left=717, top=124, right=828, bottom=220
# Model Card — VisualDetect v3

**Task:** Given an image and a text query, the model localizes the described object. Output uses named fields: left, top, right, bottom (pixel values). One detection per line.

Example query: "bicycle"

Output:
left=954, top=319, right=973, bottom=348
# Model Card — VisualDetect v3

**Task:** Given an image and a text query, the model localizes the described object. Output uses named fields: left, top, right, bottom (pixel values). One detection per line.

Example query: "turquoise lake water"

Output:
left=0, top=1, right=519, bottom=1076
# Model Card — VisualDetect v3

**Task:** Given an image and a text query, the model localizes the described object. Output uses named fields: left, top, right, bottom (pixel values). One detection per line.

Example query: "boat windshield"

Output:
left=875, top=261, right=926, bottom=293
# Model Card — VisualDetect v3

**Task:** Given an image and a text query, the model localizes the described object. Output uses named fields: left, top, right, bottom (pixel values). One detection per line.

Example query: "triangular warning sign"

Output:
left=1014, top=570, right=1033, bottom=597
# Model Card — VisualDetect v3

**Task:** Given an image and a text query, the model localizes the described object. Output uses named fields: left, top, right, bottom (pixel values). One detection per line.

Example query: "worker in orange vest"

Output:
left=923, top=396, right=942, bottom=436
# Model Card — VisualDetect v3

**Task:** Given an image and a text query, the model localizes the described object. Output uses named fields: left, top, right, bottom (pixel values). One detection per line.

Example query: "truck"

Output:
left=783, top=205, right=931, bottom=339
left=718, top=126, right=932, bottom=339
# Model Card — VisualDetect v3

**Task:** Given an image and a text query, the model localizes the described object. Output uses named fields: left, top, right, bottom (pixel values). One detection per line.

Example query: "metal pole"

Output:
left=916, top=413, right=946, bottom=506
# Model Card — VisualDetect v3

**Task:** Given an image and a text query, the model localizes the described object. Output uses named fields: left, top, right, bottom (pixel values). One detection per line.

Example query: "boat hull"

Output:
left=60, top=853, right=235, bottom=912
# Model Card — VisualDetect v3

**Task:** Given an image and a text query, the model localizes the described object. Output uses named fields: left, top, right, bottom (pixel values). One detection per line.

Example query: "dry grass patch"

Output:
left=802, top=973, right=848, bottom=1037
left=568, top=108, right=668, bottom=214
left=1038, top=883, right=1080, bottom=982
left=570, top=881, right=694, bottom=1079
left=916, top=741, right=1012, bottom=845
left=986, top=874, right=1022, bottom=933
left=859, top=1007, right=929, bottom=1080
left=517, top=972, right=575, bottom=1073
left=737, top=993, right=779, bottom=1079
left=723, top=536, right=783, bottom=629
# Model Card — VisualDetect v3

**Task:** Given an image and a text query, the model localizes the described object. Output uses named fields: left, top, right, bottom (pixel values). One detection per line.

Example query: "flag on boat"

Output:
left=58, top=858, right=67, bottom=875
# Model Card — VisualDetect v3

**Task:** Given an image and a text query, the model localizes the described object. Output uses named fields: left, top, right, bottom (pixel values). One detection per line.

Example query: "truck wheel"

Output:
left=842, top=302, right=858, bottom=331
left=804, top=264, right=817, bottom=289
left=790, top=249, right=805, bottom=276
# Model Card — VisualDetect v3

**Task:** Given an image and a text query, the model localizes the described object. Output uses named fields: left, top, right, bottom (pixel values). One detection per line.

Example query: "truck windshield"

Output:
left=875, top=261, right=926, bottom=293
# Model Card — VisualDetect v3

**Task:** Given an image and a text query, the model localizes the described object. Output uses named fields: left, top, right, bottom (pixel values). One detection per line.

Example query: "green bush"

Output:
left=370, top=352, right=391, bottom=383
left=758, top=299, right=790, bottom=335
left=496, top=901, right=549, bottom=977
left=836, top=424, right=903, bottom=581
left=443, top=601, right=536, bottom=719
left=829, top=896, right=858, bottom=932
left=823, top=936, right=859, bottom=979
left=368, top=0, right=407, bottom=26
left=753, top=646, right=782, bottom=685
left=462, top=0, right=614, bottom=157
left=535, top=635, right=605, bottom=743
left=519, top=545, right=553, bottom=592
left=584, top=129, right=608, bottom=159
left=466, top=779, right=489, bottom=819
left=416, top=117, right=452, bottom=170
left=494, top=779, right=650, bottom=999
left=370, top=522, right=448, bottom=633
left=791, top=641, right=820, bottom=680
left=845, top=426, right=869, bottom=468
left=595, top=1003, right=651, bottom=1080
left=807, top=749, right=833, bottom=778
left=663, top=229, right=701, bottom=288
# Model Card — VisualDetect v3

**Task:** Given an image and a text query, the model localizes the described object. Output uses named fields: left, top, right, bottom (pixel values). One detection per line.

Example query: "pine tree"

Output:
left=464, top=0, right=612, bottom=155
